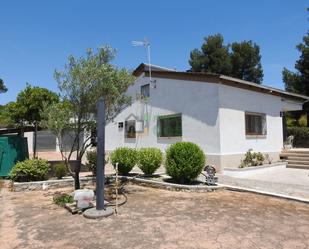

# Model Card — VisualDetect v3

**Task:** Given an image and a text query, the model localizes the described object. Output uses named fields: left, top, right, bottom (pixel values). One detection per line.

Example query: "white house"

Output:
left=105, top=63, right=309, bottom=170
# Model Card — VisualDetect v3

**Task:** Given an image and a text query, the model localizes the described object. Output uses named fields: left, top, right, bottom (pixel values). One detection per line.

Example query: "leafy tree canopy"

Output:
left=283, top=32, right=309, bottom=96
left=230, top=41, right=263, bottom=83
left=0, top=79, right=7, bottom=93
left=189, top=34, right=231, bottom=75
left=47, top=45, right=135, bottom=189
left=0, top=102, right=24, bottom=127
left=54, top=46, right=135, bottom=122
left=1, top=84, right=59, bottom=157
left=282, top=8, right=309, bottom=126
left=13, top=84, right=59, bottom=124
left=189, top=34, right=264, bottom=84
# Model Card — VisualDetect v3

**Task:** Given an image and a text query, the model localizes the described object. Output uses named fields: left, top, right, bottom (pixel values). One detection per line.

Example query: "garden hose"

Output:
left=104, top=182, right=128, bottom=207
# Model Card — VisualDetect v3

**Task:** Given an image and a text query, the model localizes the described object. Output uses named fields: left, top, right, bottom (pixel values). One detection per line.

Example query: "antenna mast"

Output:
left=132, top=39, right=153, bottom=85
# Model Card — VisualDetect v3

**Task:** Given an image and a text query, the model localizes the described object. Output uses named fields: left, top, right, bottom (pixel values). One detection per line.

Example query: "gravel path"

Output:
left=1, top=184, right=309, bottom=249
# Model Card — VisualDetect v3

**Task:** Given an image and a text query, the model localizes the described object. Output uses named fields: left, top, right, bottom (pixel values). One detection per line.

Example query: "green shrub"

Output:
left=138, top=148, right=163, bottom=175
left=86, top=150, right=97, bottom=176
left=110, top=147, right=137, bottom=175
left=53, top=193, right=74, bottom=207
left=298, top=115, right=307, bottom=127
left=86, top=150, right=109, bottom=176
left=10, top=159, right=50, bottom=182
left=54, top=163, right=68, bottom=179
left=165, top=142, right=205, bottom=184
left=240, top=149, right=265, bottom=168
left=287, top=127, right=309, bottom=147
left=286, top=113, right=297, bottom=127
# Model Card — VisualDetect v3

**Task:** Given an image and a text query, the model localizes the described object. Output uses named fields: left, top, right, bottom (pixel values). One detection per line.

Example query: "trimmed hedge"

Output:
left=10, top=159, right=50, bottom=182
left=138, top=148, right=163, bottom=175
left=165, top=142, right=205, bottom=184
left=110, top=147, right=137, bottom=175
left=287, top=127, right=309, bottom=148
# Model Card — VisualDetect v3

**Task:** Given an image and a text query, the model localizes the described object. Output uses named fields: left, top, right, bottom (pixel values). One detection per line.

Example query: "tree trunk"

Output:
left=74, top=170, right=80, bottom=190
left=33, top=121, right=38, bottom=158
left=74, top=156, right=82, bottom=190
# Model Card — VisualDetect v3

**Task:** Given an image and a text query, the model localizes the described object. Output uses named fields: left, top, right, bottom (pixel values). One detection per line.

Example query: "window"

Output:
left=141, top=84, right=150, bottom=98
left=157, top=114, right=182, bottom=137
left=61, top=129, right=84, bottom=151
left=36, top=130, right=56, bottom=151
left=245, top=113, right=267, bottom=136
left=125, top=120, right=136, bottom=138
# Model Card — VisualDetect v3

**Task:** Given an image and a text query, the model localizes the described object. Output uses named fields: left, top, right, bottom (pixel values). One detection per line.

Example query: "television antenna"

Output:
left=131, top=39, right=155, bottom=87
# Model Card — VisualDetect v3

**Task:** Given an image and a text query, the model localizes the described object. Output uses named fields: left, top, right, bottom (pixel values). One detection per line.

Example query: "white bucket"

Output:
left=73, top=189, right=94, bottom=209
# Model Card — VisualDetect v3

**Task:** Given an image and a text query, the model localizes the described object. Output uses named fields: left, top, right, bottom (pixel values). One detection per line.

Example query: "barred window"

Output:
left=245, top=113, right=267, bottom=136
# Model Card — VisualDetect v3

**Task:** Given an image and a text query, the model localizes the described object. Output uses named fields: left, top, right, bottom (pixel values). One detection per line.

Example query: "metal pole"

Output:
left=115, top=163, right=118, bottom=214
left=96, top=97, right=105, bottom=210
left=147, top=43, right=152, bottom=84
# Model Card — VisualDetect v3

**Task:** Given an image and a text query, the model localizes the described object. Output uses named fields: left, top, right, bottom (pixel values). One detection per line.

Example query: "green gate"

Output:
left=0, top=135, right=29, bottom=177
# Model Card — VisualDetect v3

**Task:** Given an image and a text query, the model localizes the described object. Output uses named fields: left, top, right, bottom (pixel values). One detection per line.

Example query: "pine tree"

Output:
left=189, top=34, right=263, bottom=84
left=230, top=41, right=263, bottom=84
left=189, top=34, right=231, bottom=75
left=282, top=8, right=309, bottom=126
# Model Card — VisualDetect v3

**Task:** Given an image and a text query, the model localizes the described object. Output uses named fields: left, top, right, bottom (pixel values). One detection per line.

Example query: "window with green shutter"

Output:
left=157, top=114, right=182, bottom=137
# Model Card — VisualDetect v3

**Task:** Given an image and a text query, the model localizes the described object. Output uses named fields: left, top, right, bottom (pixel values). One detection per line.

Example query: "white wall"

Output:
left=105, top=75, right=221, bottom=154
left=24, top=132, right=33, bottom=153
left=105, top=75, right=304, bottom=168
left=218, top=84, right=303, bottom=155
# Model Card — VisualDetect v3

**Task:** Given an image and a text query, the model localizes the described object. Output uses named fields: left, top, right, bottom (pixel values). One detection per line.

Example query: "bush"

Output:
left=287, top=127, right=309, bottom=147
left=54, top=163, right=68, bottom=179
left=10, top=159, right=50, bottom=182
left=165, top=142, right=205, bottom=184
left=138, top=148, right=163, bottom=175
left=110, top=147, right=137, bottom=175
left=298, top=115, right=307, bottom=127
left=53, top=193, right=74, bottom=207
left=86, top=150, right=97, bottom=176
left=86, top=150, right=109, bottom=176
left=240, top=149, right=265, bottom=168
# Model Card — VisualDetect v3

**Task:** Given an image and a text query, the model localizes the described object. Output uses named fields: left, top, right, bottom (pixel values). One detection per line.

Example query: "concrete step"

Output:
left=282, top=150, right=309, bottom=154
left=286, top=156, right=309, bottom=161
left=286, top=164, right=309, bottom=169
left=287, top=160, right=309, bottom=165
left=280, top=153, right=309, bottom=158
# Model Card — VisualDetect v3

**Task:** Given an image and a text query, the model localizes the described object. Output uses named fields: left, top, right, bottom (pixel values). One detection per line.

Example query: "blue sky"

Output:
left=0, top=0, right=308, bottom=105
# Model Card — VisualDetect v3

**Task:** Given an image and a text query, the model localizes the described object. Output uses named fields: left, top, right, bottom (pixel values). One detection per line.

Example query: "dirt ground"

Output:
left=1, top=183, right=309, bottom=249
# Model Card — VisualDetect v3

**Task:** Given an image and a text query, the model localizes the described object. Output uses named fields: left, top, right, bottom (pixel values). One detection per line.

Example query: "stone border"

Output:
left=222, top=162, right=286, bottom=177
left=112, top=175, right=224, bottom=192
left=12, top=174, right=223, bottom=193
left=10, top=174, right=309, bottom=204
left=12, top=177, right=95, bottom=192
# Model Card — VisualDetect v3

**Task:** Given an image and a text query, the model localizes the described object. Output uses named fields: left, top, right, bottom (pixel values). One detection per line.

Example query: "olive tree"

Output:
left=45, top=46, right=135, bottom=189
